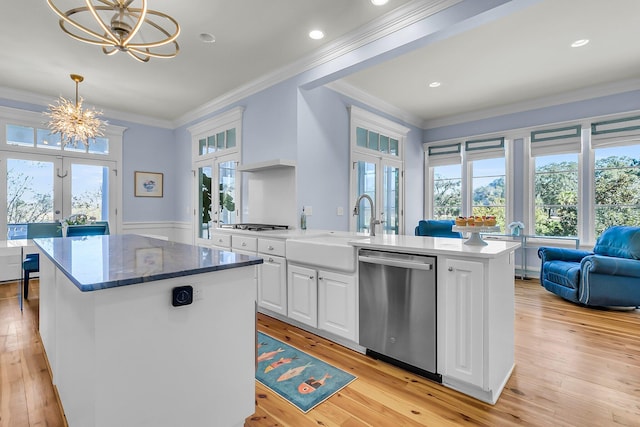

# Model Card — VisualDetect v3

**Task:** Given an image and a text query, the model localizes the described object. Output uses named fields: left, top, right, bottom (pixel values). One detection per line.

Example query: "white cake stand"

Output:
left=452, top=225, right=501, bottom=246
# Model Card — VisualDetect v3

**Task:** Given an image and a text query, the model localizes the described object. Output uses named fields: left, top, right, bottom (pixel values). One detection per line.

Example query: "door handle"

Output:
left=56, top=168, right=68, bottom=178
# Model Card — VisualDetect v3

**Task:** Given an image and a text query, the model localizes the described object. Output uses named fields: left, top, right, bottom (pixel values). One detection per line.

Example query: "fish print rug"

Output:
left=256, top=332, right=356, bottom=413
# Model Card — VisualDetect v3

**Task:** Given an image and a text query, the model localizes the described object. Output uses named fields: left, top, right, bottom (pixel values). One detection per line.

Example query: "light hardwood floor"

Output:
left=1, top=279, right=638, bottom=426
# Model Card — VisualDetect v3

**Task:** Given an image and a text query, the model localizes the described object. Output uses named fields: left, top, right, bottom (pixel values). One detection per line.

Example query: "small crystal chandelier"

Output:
left=46, top=0, right=180, bottom=63
left=46, top=74, right=106, bottom=147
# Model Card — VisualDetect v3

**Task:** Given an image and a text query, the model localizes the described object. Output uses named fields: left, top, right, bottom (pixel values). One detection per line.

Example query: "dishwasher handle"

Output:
left=359, top=254, right=432, bottom=270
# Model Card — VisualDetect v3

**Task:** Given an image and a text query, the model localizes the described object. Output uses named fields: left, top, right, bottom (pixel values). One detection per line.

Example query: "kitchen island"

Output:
left=35, top=234, right=263, bottom=427
left=351, top=234, right=520, bottom=405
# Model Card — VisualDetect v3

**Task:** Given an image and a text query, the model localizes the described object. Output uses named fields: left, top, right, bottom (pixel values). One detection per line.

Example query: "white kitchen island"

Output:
left=35, top=234, right=263, bottom=427
left=351, top=234, right=520, bottom=405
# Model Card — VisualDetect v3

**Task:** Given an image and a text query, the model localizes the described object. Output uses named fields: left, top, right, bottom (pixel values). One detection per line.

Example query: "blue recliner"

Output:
left=538, top=226, right=640, bottom=307
left=23, top=222, right=63, bottom=300
left=415, top=219, right=462, bottom=238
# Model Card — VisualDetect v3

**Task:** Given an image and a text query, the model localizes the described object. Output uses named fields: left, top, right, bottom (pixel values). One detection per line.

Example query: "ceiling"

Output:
left=1, top=0, right=639, bottom=128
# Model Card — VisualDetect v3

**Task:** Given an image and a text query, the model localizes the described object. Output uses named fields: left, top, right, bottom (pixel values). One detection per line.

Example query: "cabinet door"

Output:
left=318, top=270, right=356, bottom=341
left=287, top=264, right=317, bottom=327
left=444, top=258, right=484, bottom=388
left=258, top=255, right=287, bottom=315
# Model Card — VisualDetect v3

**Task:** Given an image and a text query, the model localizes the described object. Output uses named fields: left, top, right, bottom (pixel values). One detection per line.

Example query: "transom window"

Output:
left=6, top=124, right=109, bottom=154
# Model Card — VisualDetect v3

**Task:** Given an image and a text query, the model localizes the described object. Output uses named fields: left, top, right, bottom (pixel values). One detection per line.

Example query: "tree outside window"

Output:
left=433, top=164, right=461, bottom=219
left=534, top=154, right=578, bottom=237
left=471, top=157, right=506, bottom=229
left=594, top=146, right=640, bottom=236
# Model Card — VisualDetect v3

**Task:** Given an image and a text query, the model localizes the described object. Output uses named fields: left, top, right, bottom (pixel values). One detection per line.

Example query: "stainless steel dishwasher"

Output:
left=358, top=249, right=440, bottom=382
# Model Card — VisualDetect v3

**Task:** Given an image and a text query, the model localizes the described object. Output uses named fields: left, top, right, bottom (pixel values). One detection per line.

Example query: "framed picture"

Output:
left=135, top=171, right=163, bottom=197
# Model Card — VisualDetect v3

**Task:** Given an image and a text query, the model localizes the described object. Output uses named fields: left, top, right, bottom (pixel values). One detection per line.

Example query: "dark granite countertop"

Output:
left=34, top=234, right=263, bottom=292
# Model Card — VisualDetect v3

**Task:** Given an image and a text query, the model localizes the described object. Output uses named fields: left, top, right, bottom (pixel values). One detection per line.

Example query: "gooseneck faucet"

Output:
left=353, top=194, right=381, bottom=236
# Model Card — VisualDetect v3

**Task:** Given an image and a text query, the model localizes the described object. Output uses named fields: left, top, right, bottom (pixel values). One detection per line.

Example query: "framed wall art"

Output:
left=135, top=171, right=163, bottom=197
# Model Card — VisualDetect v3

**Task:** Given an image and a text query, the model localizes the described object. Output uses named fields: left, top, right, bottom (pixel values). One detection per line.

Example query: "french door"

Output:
left=2, top=153, right=117, bottom=239
left=350, top=153, right=403, bottom=235
left=194, top=153, right=240, bottom=245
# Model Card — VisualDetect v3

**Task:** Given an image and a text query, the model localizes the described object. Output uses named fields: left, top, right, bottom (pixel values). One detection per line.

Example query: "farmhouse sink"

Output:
left=285, top=233, right=368, bottom=272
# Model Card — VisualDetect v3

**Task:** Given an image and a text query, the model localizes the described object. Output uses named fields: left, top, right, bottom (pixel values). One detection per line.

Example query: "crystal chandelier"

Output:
left=46, top=0, right=180, bottom=63
left=46, top=74, right=106, bottom=147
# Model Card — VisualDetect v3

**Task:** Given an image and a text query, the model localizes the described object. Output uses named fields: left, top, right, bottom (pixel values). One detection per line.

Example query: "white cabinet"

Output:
left=258, top=255, right=287, bottom=315
left=210, top=233, right=231, bottom=250
left=287, top=263, right=357, bottom=340
left=443, top=258, right=484, bottom=387
left=318, top=269, right=357, bottom=341
left=439, top=251, right=515, bottom=404
left=287, top=264, right=317, bottom=327
left=0, top=246, right=22, bottom=282
left=256, top=237, right=287, bottom=315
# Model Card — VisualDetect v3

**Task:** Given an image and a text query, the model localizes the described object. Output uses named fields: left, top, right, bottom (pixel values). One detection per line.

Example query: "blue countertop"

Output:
left=34, top=234, right=263, bottom=292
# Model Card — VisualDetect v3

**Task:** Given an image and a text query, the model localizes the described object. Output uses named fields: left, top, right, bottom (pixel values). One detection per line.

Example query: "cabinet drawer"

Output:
left=210, top=233, right=231, bottom=248
left=258, top=238, right=285, bottom=257
left=232, top=235, right=257, bottom=252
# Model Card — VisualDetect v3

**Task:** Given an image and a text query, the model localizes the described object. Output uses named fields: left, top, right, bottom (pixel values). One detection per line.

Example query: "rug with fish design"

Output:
left=256, top=331, right=357, bottom=413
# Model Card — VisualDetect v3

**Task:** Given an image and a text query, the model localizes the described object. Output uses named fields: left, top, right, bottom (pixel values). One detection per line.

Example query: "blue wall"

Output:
left=0, top=98, right=177, bottom=223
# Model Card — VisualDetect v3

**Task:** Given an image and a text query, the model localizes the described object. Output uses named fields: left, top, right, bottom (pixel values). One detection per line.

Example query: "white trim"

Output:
left=175, top=0, right=461, bottom=128
left=327, top=80, right=424, bottom=128
left=0, top=86, right=173, bottom=129
left=423, top=78, right=640, bottom=130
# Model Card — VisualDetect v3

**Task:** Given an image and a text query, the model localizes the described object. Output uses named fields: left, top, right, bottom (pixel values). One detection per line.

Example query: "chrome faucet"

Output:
left=353, top=194, right=381, bottom=236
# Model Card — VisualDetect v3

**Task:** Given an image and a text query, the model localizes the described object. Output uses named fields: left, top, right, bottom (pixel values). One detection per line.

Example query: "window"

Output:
left=593, top=145, right=640, bottom=235
left=590, top=115, right=640, bottom=238
left=471, top=157, right=506, bottom=229
left=432, top=164, right=461, bottom=219
left=189, top=107, right=243, bottom=243
left=533, top=153, right=579, bottom=237
left=7, top=123, right=110, bottom=154
left=427, top=137, right=507, bottom=228
left=350, top=106, right=408, bottom=235
left=1, top=106, right=123, bottom=239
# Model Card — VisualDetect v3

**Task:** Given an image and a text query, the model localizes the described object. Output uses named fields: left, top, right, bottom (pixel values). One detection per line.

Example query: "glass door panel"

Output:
left=70, top=163, right=109, bottom=221
left=6, top=158, right=57, bottom=239
left=198, top=166, right=213, bottom=239
left=217, top=160, right=237, bottom=226
left=383, top=165, right=400, bottom=235
left=356, top=161, right=376, bottom=233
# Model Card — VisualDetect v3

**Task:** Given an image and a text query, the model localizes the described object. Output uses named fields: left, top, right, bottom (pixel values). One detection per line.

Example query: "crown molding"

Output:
left=0, top=86, right=174, bottom=129
left=422, top=78, right=640, bottom=130
left=174, top=0, right=461, bottom=128
left=327, top=80, right=423, bottom=129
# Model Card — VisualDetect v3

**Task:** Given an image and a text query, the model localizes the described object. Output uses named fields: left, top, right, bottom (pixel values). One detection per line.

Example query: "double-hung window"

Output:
left=530, top=125, right=581, bottom=237
left=467, top=138, right=506, bottom=229
left=590, top=116, right=640, bottom=237
left=426, top=137, right=507, bottom=229
left=428, top=143, right=462, bottom=219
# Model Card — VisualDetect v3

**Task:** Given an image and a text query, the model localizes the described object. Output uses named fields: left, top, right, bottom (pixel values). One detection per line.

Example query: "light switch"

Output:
left=337, top=207, right=344, bottom=216
left=304, top=206, right=312, bottom=216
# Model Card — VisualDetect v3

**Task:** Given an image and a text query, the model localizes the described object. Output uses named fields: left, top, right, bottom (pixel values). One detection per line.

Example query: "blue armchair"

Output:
left=415, top=219, right=462, bottom=238
left=538, top=226, right=640, bottom=307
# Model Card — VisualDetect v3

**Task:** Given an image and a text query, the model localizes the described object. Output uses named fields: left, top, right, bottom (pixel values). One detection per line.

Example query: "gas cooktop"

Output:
left=219, top=223, right=290, bottom=232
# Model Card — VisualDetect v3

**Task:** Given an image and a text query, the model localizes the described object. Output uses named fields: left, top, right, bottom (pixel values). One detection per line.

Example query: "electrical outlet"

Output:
left=337, top=207, right=344, bottom=216
left=304, top=206, right=313, bottom=216
left=194, top=288, right=203, bottom=301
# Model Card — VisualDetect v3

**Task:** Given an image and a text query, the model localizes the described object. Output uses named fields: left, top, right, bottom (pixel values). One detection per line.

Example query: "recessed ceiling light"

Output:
left=429, top=81, right=441, bottom=88
left=199, top=33, right=216, bottom=43
left=371, top=0, right=389, bottom=5
left=571, top=39, right=589, bottom=48
left=309, top=30, right=324, bottom=40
